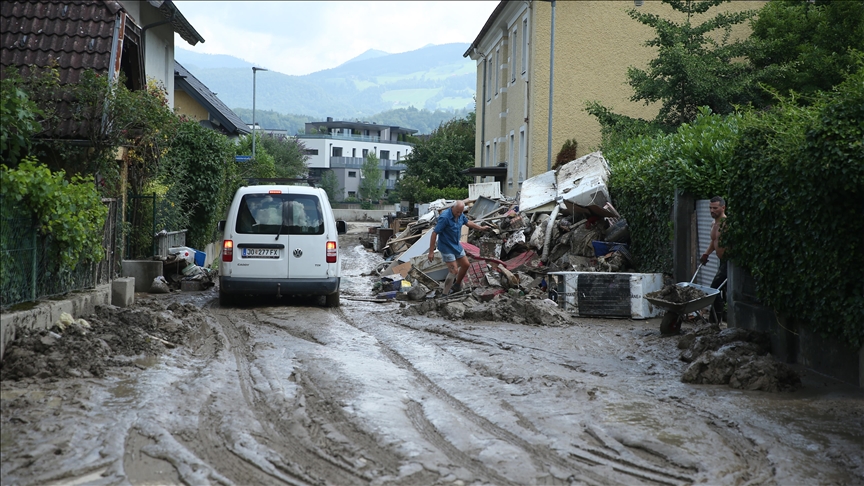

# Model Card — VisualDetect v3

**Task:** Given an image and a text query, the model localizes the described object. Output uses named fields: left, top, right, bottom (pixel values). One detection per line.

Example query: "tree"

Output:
left=359, top=152, right=384, bottom=202
left=402, top=111, right=475, bottom=189
left=0, top=73, right=43, bottom=164
left=166, top=120, right=235, bottom=248
left=318, top=170, right=341, bottom=203
left=257, top=133, right=310, bottom=178
left=747, top=0, right=864, bottom=105
left=235, top=132, right=277, bottom=179
left=590, top=0, right=757, bottom=131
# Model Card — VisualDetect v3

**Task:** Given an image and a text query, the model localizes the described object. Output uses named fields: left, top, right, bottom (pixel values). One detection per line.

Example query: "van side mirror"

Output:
left=217, top=220, right=226, bottom=232
left=336, top=220, right=347, bottom=235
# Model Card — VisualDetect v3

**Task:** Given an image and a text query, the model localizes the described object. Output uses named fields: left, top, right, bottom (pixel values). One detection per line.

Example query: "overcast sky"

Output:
left=173, top=1, right=499, bottom=76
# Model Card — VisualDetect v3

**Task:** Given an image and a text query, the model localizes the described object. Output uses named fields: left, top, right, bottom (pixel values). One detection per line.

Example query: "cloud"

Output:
left=174, top=1, right=497, bottom=75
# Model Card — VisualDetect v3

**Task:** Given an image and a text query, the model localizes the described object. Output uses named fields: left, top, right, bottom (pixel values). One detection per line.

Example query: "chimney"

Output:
left=326, top=117, right=333, bottom=122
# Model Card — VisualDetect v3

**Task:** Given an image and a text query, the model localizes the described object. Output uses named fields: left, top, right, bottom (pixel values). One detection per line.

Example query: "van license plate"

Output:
left=242, top=248, right=279, bottom=258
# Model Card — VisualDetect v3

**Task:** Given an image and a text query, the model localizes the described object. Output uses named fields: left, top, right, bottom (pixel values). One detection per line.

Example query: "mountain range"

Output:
left=175, top=43, right=477, bottom=134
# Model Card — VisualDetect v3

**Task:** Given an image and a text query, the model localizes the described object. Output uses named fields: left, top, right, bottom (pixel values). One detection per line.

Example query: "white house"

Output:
left=119, top=0, right=204, bottom=108
left=298, top=118, right=417, bottom=201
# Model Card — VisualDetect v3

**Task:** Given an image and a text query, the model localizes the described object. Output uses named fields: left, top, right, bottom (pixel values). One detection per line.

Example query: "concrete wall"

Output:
left=0, top=285, right=111, bottom=360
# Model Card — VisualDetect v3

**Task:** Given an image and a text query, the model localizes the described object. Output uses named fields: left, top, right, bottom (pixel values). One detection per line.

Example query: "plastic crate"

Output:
left=591, top=240, right=629, bottom=257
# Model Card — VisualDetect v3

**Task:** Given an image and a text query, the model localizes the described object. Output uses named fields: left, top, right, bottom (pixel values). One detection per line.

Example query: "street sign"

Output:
left=235, top=155, right=252, bottom=162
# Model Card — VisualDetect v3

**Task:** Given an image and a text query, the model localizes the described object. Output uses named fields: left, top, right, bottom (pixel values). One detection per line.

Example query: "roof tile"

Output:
left=1, top=0, right=125, bottom=139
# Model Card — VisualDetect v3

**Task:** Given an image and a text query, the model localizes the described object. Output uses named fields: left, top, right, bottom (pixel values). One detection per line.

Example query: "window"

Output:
left=493, top=140, right=498, bottom=167
left=380, top=150, right=390, bottom=160
left=485, top=143, right=490, bottom=167
left=396, top=151, right=401, bottom=160
left=332, top=146, right=343, bottom=157
left=494, top=48, right=500, bottom=95
left=304, top=149, right=319, bottom=156
left=509, top=133, right=514, bottom=169
left=348, top=171, right=357, bottom=178
left=487, top=58, right=492, bottom=101
left=348, top=191, right=356, bottom=198
left=519, top=129, right=527, bottom=182
left=352, top=148, right=356, bottom=157
left=512, top=29, right=518, bottom=83
left=362, top=148, right=369, bottom=157
left=235, top=194, right=324, bottom=235
left=521, top=18, right=528, bottom=74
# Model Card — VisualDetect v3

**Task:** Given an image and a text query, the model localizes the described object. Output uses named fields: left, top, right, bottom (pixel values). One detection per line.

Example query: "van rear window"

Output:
left=235, top=194, right=325, bottom=235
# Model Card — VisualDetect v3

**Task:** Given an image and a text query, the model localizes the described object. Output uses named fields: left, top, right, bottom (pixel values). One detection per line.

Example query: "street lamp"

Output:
left=252, top=66, right=268, bottom=160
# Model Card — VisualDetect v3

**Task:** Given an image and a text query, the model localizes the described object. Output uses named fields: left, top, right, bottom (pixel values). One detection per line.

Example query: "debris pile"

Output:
left=363, top=152, right=639, bottom=318
left=0, top=301, right=205, bottom=380
left=677, top=324, right=801, bottom=392
left=157, top=250, right=217, bottom=293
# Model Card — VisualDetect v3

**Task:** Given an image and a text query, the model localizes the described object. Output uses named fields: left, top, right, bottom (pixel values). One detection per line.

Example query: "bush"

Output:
left=1, top=158, right=107, bottom=269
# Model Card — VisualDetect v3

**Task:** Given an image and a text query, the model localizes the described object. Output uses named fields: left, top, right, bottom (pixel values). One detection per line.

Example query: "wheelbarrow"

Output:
left=645, top=265, right=723, bottom=334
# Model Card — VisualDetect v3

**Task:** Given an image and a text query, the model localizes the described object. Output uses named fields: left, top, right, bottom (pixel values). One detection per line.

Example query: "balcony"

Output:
left=300, top=133, right=414, bottom=146
left=330, top=157, right=407, bottom=171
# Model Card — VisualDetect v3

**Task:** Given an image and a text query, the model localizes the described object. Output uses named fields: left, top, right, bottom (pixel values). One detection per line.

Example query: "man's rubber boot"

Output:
left=442, top=273, right=456, bottom=295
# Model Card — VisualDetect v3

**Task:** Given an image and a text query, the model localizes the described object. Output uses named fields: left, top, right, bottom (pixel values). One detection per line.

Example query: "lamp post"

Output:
left=252, top=66, right=268, bottom=160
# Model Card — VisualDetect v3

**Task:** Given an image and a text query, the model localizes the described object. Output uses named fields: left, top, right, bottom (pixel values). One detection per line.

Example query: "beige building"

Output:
left=464, top=0, right=762, bottom=197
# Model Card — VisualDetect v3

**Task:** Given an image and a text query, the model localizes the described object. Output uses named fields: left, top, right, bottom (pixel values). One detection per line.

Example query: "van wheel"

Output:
left=325, top=291, right=340, bottom=308
left=219, top=288, right=234, bottom=307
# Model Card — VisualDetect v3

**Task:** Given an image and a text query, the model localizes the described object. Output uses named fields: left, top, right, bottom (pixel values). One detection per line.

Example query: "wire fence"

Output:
left=125, top=193, right=188, bottom=260
left=1, top=197, right=121, bottom=309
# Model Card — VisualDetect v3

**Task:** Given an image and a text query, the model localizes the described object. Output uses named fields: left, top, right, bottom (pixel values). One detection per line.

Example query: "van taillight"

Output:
left=326, top=241, right=337, bottom=263
left=223, top=240, right=234, bottom=262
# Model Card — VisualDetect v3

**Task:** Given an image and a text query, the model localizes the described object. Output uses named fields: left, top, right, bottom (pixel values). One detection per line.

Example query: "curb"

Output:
left=0, top=284, right=111, bottom=361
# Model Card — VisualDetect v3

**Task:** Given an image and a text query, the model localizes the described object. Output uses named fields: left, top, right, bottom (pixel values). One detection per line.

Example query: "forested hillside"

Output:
left=233, top=106, right=473, bottom=136
left=176, top=43, right=476, bottom=127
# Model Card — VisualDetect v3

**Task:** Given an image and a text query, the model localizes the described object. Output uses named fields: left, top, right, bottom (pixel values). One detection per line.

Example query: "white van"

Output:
left=217, top=185, right=346, bottom=307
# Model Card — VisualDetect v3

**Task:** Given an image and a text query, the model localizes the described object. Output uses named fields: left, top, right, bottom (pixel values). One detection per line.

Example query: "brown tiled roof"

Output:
left=1, top=0, right=124, bottom=85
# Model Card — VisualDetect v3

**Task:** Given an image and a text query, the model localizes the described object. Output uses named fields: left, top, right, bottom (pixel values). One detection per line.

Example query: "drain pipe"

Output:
left=541, top=198, right=562, bottom=261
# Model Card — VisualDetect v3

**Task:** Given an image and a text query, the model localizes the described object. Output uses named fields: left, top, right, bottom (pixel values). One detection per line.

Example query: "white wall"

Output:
left=299, top=137, right=413, bottom=169
left=120, top=1, right=177, bottom=108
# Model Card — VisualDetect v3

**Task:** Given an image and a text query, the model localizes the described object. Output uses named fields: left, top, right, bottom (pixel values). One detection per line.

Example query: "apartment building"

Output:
left=464, top=0, right=762, bottom=197
left=299, top=118, right=417, bottom=201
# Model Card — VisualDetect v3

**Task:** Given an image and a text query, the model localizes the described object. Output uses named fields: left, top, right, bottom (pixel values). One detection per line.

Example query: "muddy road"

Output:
left=2, top=227, right=862, bottom=485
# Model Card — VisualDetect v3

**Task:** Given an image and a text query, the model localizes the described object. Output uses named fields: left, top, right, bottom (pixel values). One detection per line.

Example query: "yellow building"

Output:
left=464, top=0, right=762, bottom=197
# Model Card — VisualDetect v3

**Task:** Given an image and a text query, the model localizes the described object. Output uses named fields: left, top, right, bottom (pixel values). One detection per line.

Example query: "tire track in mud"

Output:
left=251, top=306, right=411, bottom=478
left=339, top=309, right=703, bottom=485
left=393, top=318, right=734, bottom=484
left=334, top=308, right=640, bottom=485
left=405, top=400, right=523, bottom=486
left=191, top=307, right=379, bottom=485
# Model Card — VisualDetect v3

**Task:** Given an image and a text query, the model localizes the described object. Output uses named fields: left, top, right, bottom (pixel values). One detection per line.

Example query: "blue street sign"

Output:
left=235, top=155, right=252, bottom=162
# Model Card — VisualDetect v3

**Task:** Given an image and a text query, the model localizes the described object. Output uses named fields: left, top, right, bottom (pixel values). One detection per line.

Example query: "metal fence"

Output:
left=125, top=193, right=187, bottom=260
left=0, top=197, right=121, bottom=309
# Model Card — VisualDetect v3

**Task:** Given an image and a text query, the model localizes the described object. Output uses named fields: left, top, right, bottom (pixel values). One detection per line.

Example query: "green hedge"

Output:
left=602, top=66, right=863, bottom=347
left=604, top=107, right=739, bottom=272
left=725, top=67, right=864, bottom=348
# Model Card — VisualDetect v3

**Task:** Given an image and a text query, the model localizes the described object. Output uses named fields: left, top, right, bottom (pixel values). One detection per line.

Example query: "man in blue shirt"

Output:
left=428, top=200, right=489, bottom=294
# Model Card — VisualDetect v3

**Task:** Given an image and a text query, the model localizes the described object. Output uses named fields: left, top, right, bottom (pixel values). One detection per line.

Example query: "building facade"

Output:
left=298, top=119, right=416, bottom=201
left=464, top=0, right=762, bottom=197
